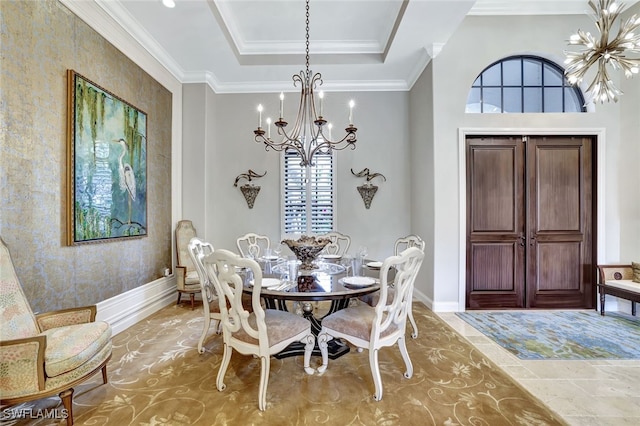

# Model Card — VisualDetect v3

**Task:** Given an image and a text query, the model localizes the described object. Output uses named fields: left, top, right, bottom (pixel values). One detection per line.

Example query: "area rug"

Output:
left=457, top=310, right=640, bottom=360
left=6, top=303, right=567, bottom=425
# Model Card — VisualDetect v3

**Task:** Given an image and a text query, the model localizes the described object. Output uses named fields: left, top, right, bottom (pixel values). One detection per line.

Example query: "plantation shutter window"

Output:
left=283, top=150, right=334, bottom=235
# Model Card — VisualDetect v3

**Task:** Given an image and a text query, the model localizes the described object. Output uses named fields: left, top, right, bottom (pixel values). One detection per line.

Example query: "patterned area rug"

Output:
left=457, top=310, right=640, bottom=360
left=7, top=303, right=567, bottom=425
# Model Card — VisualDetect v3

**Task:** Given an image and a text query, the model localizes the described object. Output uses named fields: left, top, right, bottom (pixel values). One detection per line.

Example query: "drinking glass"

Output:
left=351, top=256, right=363, bottom=276
left=274, top=243, right=283, bottom=259
left=287, top=260, right=298, bottom=283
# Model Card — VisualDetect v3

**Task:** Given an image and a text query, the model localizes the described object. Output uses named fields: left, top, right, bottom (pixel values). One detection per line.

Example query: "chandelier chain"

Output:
left=305, top=0, right=310, bottom=76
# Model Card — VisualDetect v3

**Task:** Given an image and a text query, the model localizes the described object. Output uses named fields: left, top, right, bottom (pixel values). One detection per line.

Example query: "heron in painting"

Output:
left=112, top=138, right=136, bottom=201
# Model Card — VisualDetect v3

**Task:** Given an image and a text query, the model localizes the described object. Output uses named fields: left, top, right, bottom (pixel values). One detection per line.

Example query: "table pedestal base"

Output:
left=265, top=298, right=352, bottom=359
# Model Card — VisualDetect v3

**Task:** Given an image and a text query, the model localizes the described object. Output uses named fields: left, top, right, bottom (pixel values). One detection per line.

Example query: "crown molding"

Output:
left=94, top=0, right=186, bottom=82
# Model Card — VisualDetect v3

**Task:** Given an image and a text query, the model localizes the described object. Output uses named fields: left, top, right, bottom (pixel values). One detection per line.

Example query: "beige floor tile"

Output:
left=435, top=310, right=640, bottom=425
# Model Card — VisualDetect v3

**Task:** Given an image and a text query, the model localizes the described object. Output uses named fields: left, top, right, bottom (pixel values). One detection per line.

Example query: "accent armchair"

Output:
left=175, top=220, right=201, bottom=310
left=0, top=238, right=113, bottom=426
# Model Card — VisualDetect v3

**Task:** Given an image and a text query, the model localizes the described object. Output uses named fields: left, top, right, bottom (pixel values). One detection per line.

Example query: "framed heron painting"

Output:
left=66, top=70, right=147, bottom=245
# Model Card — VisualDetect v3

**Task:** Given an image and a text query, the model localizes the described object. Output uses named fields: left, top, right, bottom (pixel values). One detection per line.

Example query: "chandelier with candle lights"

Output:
left=564, top=0, right=640, bottom=104
left=253, top=0, right=357, bottom=167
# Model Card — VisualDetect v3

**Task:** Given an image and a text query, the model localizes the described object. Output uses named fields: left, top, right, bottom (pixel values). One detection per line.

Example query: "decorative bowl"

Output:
left=282, top=235, right=330, bottom=270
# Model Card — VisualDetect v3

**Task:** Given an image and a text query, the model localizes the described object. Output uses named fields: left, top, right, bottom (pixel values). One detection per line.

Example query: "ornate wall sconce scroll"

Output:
left=351, top=168, right=386, bottom=209
left=234, top=169, right=266, bottom=209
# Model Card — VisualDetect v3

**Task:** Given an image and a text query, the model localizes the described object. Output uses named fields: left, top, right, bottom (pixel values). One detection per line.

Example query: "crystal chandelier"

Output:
left=564, top=0, right=640, bottom=103
left=253, top=0, right=357, bottom=167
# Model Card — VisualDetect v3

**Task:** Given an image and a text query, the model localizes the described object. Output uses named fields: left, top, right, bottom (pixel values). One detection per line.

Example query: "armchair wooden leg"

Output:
left=190, top=293, right=195, bottom=310
left=177, top=292, right=182, bottom=306
left=59, top=388, right=74, bottom=426
left=101, top=365, right=108, bottom=384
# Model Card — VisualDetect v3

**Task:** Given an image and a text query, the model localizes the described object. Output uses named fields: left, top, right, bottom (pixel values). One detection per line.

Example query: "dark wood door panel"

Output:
left=469, top=147, right=518, bottom=232
left=534, top=241, right=582, bottom=291
left=470, top=243, right=518, bottom=292
left=533, top=144, right=582, bottom=232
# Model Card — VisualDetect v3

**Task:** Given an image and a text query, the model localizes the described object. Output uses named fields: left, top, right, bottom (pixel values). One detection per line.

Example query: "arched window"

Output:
left=466, top=55, right=586, bottom=113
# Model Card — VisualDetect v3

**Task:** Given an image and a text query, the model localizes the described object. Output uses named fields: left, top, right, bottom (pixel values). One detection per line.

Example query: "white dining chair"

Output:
left=236, top=232, right=271, bottom=259
left=359, top=234, right=426, bottom=338
left=187, top=237, right=221, bottom=354
left=319, top=231, right=351, bottom=258
left=393, top=234, right=425, bottom=338
left=394, top=234, right=425, bottom=256
left=201, top=248, right=315, bottom=411
left=317, top=247, right=424, bottom=401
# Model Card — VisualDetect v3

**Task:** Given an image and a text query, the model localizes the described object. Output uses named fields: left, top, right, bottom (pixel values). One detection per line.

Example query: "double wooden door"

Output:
left=465, top=135, right=595, bottom=309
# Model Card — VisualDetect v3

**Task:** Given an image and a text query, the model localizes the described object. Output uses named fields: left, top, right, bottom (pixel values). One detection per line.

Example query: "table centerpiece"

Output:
left=282, top=235, right=330, bottom=270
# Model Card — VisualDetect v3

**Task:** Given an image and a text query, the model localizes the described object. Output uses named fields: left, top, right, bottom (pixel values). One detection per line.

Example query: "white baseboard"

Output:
left=96, top=276, right=177, bottom=335
left=414, top=288, right=461, bottom=312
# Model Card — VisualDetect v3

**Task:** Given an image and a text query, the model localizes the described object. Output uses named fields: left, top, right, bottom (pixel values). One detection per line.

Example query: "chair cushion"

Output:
left=322, top=304, right=399, bottom=341
left=233, top=309, right=310, bottom=347
left=604, top=279, right=640, bottom=294
left=633, top=262, right=640, bottom=283
left=185, top=270, right=200, bottom=285
left=42, top=321, right=112, bottom=377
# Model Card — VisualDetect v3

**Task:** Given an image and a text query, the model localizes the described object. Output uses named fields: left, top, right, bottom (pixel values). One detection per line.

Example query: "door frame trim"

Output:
left=458, top=128, right=606, bottom=311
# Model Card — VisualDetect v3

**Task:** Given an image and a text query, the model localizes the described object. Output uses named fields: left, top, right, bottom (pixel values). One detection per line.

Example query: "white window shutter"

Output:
left=283, top=150, right=334, bottom=235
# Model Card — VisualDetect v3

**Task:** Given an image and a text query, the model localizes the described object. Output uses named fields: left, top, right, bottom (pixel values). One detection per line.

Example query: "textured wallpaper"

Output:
left=0, top=0, right=172, bottom=312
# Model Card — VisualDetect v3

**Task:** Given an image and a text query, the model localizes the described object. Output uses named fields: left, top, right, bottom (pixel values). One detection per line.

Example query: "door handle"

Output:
left=519, top=234, right=526, bottom=246
left=529, top=235, right=536, bottom=246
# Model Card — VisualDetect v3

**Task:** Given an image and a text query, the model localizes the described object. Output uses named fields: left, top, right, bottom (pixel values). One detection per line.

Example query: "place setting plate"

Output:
left=320, top=254, right=342, bottom=260
left=248, top=278, right=282, bottom=289
left=365, top=261, right=383, bottom=270
left=339, top=276, right=377, bottom=288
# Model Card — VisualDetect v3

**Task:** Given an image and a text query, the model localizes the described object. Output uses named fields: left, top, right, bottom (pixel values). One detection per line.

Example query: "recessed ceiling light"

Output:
left=162, top=0, right=175, bottom=8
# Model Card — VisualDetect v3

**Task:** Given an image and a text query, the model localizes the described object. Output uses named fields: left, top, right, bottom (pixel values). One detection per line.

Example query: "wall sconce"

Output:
left=351, top=168, right=386, bottom=209
left=234, top=169, right=266, bottom=209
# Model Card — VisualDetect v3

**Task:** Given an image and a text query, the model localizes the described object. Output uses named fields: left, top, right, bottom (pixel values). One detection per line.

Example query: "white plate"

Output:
left=262, top=255, right=279, bottom=261
left=340, top=276, right=376, bottom=287
left=366, top=261, right=383, bottom=269
left=248, top=278, right=282, bottom=288
left=321, top=254, right=342, bottom=260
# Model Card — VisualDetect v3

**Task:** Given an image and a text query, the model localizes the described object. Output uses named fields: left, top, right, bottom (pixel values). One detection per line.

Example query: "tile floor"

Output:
left=436, top=311, right=640, bottom=426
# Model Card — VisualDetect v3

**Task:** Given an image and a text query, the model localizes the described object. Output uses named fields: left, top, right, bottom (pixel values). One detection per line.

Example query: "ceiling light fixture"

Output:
left=564, top=0, right=640, bottom=103
left=162, top=0, right=175, bottom=8
left=253, top=0, right=357, bottom=167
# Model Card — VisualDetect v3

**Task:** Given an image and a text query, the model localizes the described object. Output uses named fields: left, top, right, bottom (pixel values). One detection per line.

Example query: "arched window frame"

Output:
left=466, top=55, right=587, bottom=113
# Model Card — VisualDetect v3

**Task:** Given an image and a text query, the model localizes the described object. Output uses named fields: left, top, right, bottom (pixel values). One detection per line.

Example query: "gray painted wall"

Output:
left=182, top=88, right=412, bottom=261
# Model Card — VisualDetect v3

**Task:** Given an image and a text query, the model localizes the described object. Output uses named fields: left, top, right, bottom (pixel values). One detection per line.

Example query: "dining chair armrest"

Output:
left=176, top=265, right=187, bottom=290
left=0, top=335, right=46, bottom=396
left=36, top=305, right=97, bottom=331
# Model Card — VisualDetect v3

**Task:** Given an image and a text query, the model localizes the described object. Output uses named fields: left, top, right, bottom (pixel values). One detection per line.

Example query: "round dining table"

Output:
left=246, top=259, right=382, bottom=359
